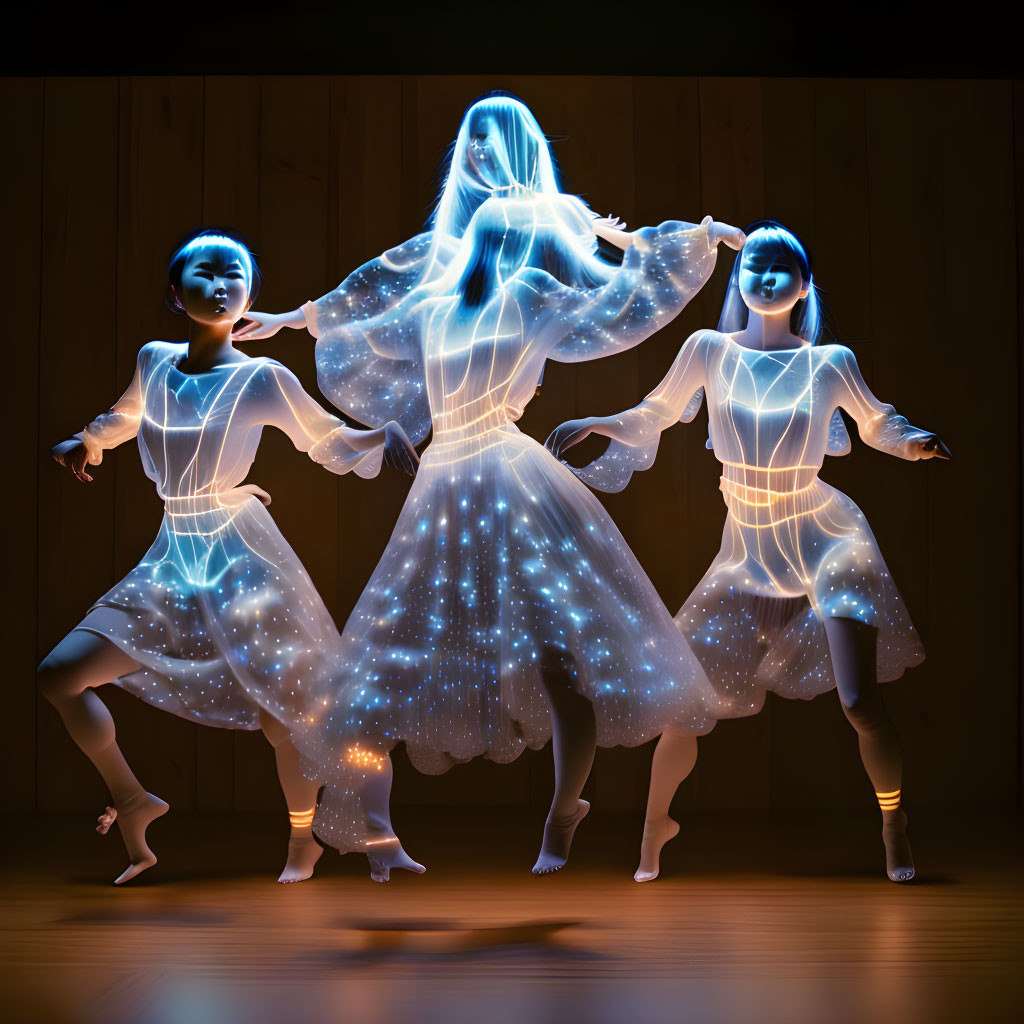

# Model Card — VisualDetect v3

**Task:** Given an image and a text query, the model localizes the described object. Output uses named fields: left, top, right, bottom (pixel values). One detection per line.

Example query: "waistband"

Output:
left=431, top=405, right=512, bottom=444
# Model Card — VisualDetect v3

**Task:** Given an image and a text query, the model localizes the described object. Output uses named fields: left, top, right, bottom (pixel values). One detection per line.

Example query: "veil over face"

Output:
left=426, top=95, right=614, bottom=288
left=309, top=96, right=623, bottom=439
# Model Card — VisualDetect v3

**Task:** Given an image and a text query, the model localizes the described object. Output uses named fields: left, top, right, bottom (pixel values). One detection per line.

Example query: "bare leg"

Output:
left=38, top=630, right=169, bottom=884
left=259, top=709, right=323, bottom=884
left=635, top=727, right=700, bottom=882
left=824, top=616, right=914, bottom=882
left=533, top=650, right=596, bottom=875
left=356, top=752, right=425, bottom=883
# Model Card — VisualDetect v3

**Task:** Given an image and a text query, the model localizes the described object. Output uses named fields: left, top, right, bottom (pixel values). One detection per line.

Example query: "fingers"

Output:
left=544, top=425, right=588, bottom=459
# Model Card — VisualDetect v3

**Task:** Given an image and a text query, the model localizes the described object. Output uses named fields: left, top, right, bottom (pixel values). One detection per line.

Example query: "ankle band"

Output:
left=289, top=807, right=315, bottom=829
left=876, top=789, right=901, bottom=811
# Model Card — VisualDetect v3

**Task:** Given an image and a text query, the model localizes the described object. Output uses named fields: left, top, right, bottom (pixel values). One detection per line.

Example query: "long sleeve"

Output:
left=306, top=239, right=435, bottom=445
left=562, top=331, right=714, bottom=494
left=256, top=361, right=386, bottom=479
left=829, top=346, right=934, bottom=460
left=79, top=344, right=149, bottom=465
left=601, top=330, right=713, bottom=446
left=546, top=218, right=717, bottom=363
left=302, top=232, right=438, bottom=339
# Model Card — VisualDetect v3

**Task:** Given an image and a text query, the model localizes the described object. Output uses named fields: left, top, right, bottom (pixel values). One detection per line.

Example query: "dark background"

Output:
left=1, top=68, right=1020, bottom=823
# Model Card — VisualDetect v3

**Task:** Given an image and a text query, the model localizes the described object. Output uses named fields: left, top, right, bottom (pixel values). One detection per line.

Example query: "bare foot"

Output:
left=365, top=814, right=426, bottom=883
left=634, top=815, right=680, bottom=883
left=882, top=808, right=915, bottom=883
left=107, top=791, right=169, bottom=885
left=277, top=832, right=324, bottom=884
left=532, top=799, right=590, bottom=875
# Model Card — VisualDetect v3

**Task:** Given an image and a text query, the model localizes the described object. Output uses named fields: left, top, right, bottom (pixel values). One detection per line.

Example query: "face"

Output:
left=175, top=244, right=252, bottom=326
left=465, top=110, right=509, bottom=190
left=737, top=238, right=808, bottom=317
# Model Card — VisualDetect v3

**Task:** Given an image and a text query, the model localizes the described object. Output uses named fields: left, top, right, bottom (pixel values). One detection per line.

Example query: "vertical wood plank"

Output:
left=0, top=78, right=44, bottom=810
left=36, top=78, right=120, bottom=811
left=1016, top=80, right=1024, bottom=811
left=864, top=80, right=1018, bottom=809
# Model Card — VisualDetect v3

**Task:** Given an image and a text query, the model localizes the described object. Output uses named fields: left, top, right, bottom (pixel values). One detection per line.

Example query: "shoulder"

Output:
left=227, top=356, right=297, bottom=398
left=136, top=340, right=182, bottom=370
left=382, top=231, right=435, bottom=267
left=139, top=340, right=182, bottom=358
left=816, top=343, right=857, bottom=370
left=685, top=328, right=726, bottom=354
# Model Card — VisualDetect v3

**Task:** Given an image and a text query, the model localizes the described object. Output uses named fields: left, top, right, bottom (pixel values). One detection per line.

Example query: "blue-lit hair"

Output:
left=446, top=196, right=606, bottom=312
left=427, top=93, right=614, bottom=288
left=718, top=221, right=824, bottom=343
left=167, top=228, right=262, bottom=314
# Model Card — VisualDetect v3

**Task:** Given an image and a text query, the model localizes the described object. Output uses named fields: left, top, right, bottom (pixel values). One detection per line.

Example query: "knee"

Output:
left=839, top=694, right=888, bottom=736
left=259, top=709, right=290, bottom=748
left=37, top=653, right=74, bottom=704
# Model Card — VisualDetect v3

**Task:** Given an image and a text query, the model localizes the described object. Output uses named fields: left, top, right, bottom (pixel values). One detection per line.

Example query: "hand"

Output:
left=545, top=417, right=602, bottom=460
left=51, top=439, right=93, bottom=482
left=232, top=311, right=292, bottom=342
left=382, top=421, right=419, bottom=476
left=920, top=435, right=952, bottom=460
left=709, top=221, right=746, bottom=251
left=594, top=214, right=628, bottom=233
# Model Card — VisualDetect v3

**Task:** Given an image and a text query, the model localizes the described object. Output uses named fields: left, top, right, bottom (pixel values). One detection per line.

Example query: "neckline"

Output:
left=169, top=348, right=252, bottom=378
left=723, top=331, right=812, bottom=355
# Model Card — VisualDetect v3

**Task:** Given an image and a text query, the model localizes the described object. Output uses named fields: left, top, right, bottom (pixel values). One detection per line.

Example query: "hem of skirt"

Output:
left=72, top=624, right=262, bottom=732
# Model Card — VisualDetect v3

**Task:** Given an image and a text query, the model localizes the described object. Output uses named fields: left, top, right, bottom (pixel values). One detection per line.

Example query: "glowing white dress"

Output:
left=303, top=219, right=720, bottom=848
left=572, top=330, right=928, bottom=714
left=75, top=341, right=384, bottom=730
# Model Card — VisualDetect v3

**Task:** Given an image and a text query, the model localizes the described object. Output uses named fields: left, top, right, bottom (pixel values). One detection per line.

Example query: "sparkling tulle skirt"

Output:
left=677, top=478, right=924, bottom=716
left=76, top=494, right=341, bottom=730
left=308, top=423, right=717, bottom=851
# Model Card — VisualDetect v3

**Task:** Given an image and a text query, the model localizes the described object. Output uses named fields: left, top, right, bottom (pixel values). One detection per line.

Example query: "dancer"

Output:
left=294, top=194, right=743, bottom=880
left=41, top=229, right=418, bottom=885
left=233, top=91, right=743, bottom=447
left=547, top=222, right=949, bottom=883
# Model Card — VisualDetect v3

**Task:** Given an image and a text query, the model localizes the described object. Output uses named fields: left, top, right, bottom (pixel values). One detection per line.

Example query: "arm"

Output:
left=257, top=361, right=417, bottom=479
left=233, top=233, right=437, bottom=343
left=546, top=330, right=712, bottom=457
left=830, top=346, right=950, bottom=460
left=52, top=345, right=149, bottom=481
left=546, top=218, right=718, bottom=363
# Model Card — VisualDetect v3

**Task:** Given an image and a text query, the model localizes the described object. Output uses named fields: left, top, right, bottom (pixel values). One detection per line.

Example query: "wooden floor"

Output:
left=1, top=808, right=1022, bottom=1024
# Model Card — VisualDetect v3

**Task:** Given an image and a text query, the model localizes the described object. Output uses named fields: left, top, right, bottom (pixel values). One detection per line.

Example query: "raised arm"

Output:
left=254, top=361, right=417, bottom=479
left=52, top=343, right=152, bottom=481
left=544, top=218, right=717, bottom=363
left=829, top=345, right=950, bottom=460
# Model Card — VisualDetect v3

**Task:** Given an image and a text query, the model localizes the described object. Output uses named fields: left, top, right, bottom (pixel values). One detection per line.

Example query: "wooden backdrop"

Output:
left=1, top=76, right=1019, bottom=819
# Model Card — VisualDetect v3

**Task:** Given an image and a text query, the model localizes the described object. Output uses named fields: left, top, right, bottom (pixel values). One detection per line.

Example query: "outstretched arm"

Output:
left=256, top=361, right=417, bottom=478
left=546, top=330, right=713, bottom=459
left=235, top=233, right=437, bottom=343
left=52, top=345, right=150, bottom=482
left=830, top=346, right=951, bottom=460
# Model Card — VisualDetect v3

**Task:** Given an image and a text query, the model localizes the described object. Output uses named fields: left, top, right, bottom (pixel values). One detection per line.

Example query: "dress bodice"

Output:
left=80, top=341, right=386, bottom=517
left=134, top=346, right=272, bottom=501
left=421, top=295, right=550, bottom=442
